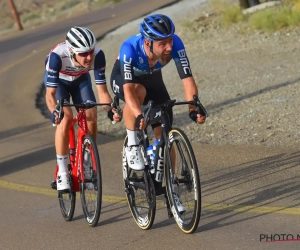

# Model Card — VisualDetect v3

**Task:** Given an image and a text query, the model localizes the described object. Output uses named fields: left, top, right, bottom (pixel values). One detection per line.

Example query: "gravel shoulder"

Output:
left=95, top=0, right=300, bottom=148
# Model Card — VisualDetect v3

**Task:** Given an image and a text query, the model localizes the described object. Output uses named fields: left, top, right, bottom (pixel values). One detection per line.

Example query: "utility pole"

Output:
left=239, top=0, right=260, bottom=9
left=8, top=0, right=23, bottom=31
left=248, top=0, right=260, bottom=7
left=239, top=0, right=250, bottom=8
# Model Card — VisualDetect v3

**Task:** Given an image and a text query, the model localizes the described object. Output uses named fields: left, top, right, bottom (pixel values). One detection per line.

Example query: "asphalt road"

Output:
left=0, top=0, right=299, bottom=249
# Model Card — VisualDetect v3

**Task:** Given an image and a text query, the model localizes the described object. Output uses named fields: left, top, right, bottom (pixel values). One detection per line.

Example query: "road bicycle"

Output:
left=50, top=99, right=114, bottom=227
left=121, top=95, right=208, bottom=234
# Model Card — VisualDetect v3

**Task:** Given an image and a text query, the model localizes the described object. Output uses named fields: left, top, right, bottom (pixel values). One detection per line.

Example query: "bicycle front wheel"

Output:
left=58, top=190, right=76, bottom=221
left=122, top=136, right=156, bottom=230
left=165, top=128, right=201, bottom=234
left=80, top=134, right=102, bottom=227
left=58, top=164, right=76, bottom=221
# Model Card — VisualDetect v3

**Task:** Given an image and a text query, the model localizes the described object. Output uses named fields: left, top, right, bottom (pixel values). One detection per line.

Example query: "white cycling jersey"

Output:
left=45, top=42, right=106, bottom=88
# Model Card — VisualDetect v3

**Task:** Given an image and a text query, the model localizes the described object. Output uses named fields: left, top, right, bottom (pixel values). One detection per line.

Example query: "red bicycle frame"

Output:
left=53, top=108, right=90, bottom=192
left=52, top=98, right=119, bottom=192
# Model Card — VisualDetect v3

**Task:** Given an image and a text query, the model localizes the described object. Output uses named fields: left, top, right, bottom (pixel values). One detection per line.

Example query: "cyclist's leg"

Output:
left=142, top=70, right=173, bottom=139
left=122, top=85, right=146, bottom=170
left=110, top=62, right=146, bottom=170
left=54, top=84, right=73, bottom=157
left=123, top=83, right=146, bottom=134
left=44, top=74, right=74, bottom=190
left=44, top=72, right=73, bottom=158
left=142, top=72, right=185, bottom=210
left=71, top=73, right=97, bottom=140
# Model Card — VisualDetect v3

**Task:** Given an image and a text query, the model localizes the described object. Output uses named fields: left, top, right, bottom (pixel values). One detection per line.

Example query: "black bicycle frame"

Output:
left=140, top=95, right=208, bottom=183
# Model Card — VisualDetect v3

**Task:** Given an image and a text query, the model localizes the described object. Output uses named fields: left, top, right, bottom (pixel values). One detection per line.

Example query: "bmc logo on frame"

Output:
left=260, top=234, right=300, bottom=242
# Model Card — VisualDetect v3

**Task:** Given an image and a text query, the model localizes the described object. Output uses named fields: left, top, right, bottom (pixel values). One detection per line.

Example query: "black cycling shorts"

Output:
left=43, top=71, right=96, bottom=104
left=110, top=59, right=173, bottom=128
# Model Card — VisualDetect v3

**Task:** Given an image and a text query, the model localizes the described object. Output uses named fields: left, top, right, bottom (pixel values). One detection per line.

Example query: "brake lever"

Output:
left=58, top=98, right=64, bottom=119
left=52, top=98, right=64, bottom=127
left=111, top=96, right=122, bottom=124
left=143, top=100, right=153, bottom=125
left=193, top=95, right=208, bottom=117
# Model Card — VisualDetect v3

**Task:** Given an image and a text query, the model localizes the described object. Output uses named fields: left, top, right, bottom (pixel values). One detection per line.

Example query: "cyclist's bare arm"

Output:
left=96, top=84, right=122, bottom=123
left=96, top=84, right=113, bottom=112
left=46, top=87, right=62, bottom=125
left=45, top=87, right=58, bottom=114
left=182, top=76, right=206, bottom=124
left=181, top=76, right=198, bottom=111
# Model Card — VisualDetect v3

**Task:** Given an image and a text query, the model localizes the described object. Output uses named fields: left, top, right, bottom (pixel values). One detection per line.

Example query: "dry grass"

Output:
left=249, top=5, right=300, bottom=32
left=192, top=0, right=300, bottom=33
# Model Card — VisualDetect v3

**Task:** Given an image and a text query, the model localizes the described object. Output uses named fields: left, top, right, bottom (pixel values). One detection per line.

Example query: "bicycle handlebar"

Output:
left=111, top=96, right=123, bottom=125
left=79, top=95, right=207, bottom=127
left=142, top=95, right=208, bottom=124
left=55, top=98, right=120, bottom=121
left=175, top=95, right=208, bottom=117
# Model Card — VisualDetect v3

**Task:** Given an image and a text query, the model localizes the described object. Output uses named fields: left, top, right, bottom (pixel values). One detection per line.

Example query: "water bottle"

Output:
left=146, top=145, right=155, bottom=174
left=152, top=139, right=160, bottom=161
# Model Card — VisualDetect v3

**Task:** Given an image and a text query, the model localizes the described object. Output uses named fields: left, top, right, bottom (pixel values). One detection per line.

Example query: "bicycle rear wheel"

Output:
left=165, top=128, right=201, bottom=234
left=80, top=134, right=102, bottom=227
left=58, top=166, right=76, bottom=221
left=123, top=136, right=156, bottom=230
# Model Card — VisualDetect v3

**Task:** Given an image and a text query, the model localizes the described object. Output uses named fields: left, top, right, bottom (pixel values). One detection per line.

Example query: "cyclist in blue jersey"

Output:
left=44, top=26, right=121, bottom=191
left=110, top=14, right=206, bottom=212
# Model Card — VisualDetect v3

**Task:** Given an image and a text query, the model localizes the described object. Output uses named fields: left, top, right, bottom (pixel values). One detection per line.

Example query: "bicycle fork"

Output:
left=164, top=192, right=173, bottom=218
left=144, top=170, right=155, bottom=209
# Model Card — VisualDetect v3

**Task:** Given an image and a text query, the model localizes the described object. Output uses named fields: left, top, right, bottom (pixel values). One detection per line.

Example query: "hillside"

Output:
left=95, top=0, right=300, bottom=148
left=0, top=0, right=116, bottom=35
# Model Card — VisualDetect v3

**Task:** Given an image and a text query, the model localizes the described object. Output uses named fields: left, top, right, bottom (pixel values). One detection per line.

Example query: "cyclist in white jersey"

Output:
left=44, top=26, right=121, bottom=191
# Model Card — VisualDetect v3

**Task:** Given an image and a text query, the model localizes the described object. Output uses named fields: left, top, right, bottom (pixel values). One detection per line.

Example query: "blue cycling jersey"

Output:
left=118, top=33, right=192, bottom=83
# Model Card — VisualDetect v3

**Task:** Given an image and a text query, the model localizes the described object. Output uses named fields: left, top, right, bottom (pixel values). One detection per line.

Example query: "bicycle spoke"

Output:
left=122, top=136, right=156, bottom=230
left=80, top=134, right=102, bottom=227
left=165, top=128, right=201, bottom=234
left=58, top=190, right=76, bottom=221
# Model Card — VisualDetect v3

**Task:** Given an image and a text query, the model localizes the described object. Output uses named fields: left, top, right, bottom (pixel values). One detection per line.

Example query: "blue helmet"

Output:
left=140, top=14, right=175, bottom=41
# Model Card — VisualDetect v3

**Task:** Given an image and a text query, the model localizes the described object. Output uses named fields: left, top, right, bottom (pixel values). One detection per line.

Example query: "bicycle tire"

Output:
left=58, top=166, right=76, bottom=221
left=80, top=134, right=102, bottom=227
left=122, top=136, right=156, bottom=230
left=165, top=128, right=201, bottom=234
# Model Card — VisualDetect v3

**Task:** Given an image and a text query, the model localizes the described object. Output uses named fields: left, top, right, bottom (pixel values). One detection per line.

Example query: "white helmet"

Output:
left=66, top=26, right=96, bottom=54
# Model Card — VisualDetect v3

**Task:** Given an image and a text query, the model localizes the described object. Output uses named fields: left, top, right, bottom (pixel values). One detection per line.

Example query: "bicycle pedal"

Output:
left=50, top=181, right=57, bottom=190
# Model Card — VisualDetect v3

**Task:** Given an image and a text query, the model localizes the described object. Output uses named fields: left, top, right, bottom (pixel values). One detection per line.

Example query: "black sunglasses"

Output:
left=77, top=48, right=95, bottom=57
